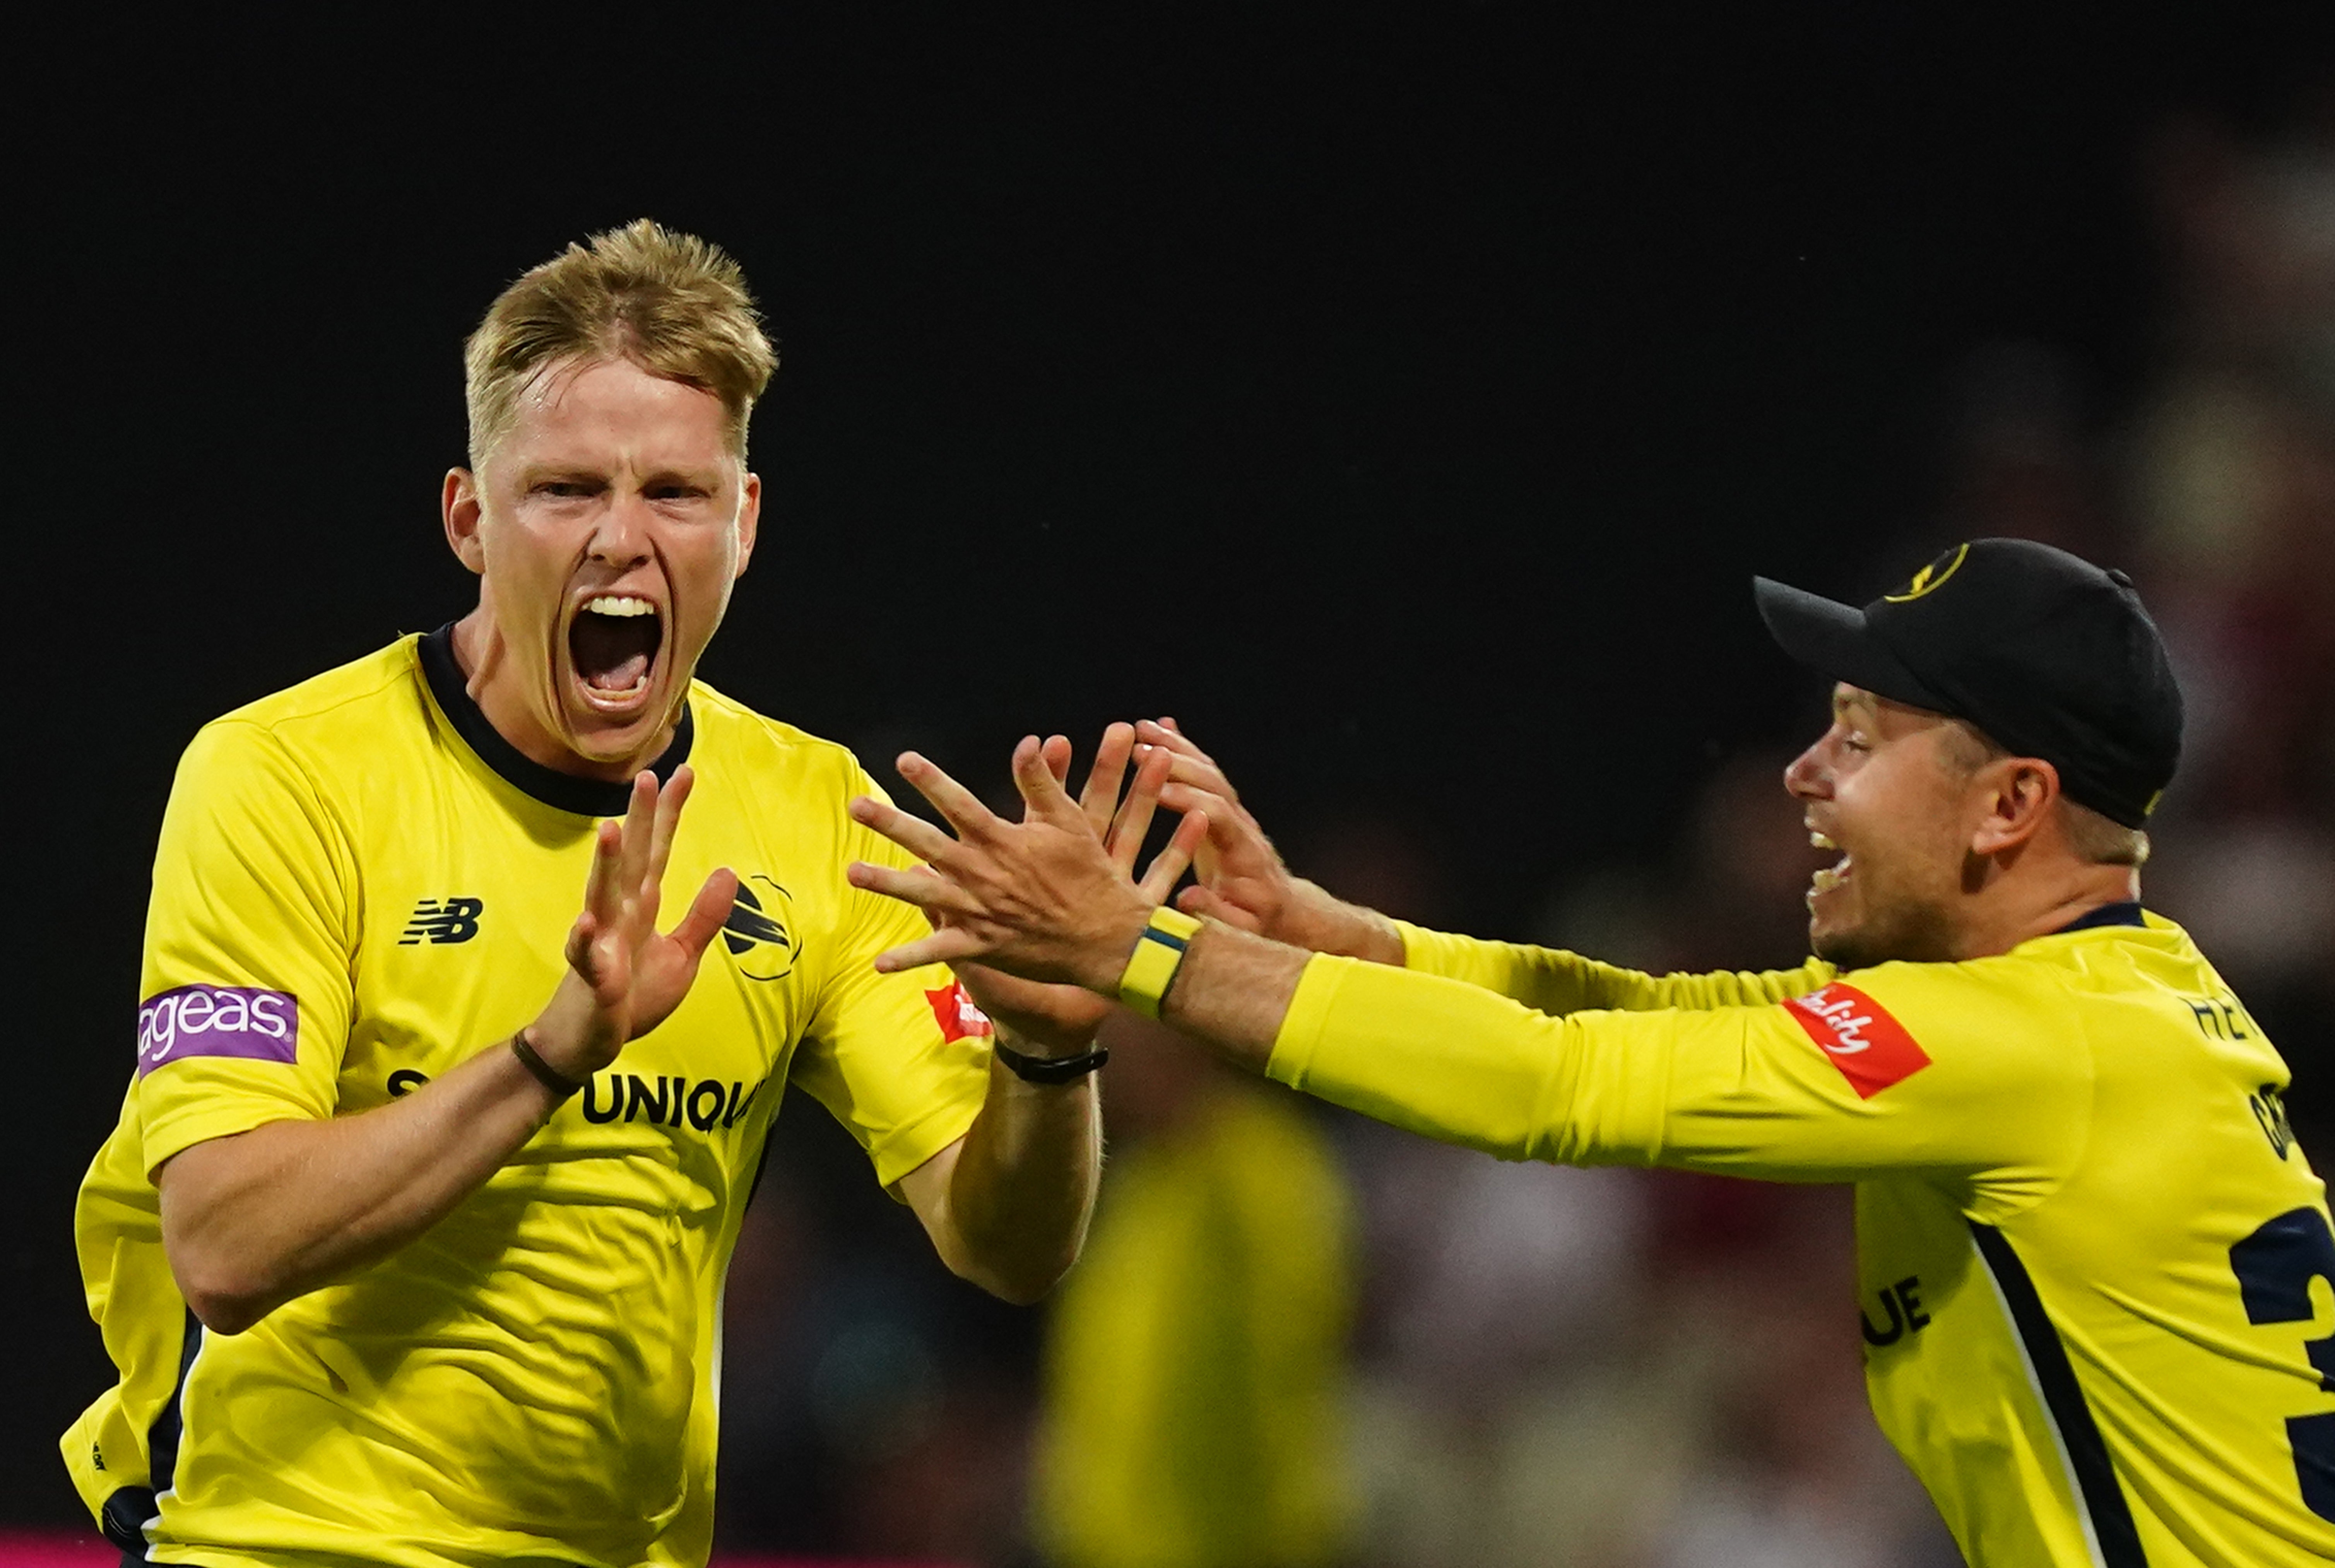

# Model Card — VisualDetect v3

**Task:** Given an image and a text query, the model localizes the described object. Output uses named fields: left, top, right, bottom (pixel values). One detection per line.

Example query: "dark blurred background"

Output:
left=14, top=6, right=2334, bottom=1565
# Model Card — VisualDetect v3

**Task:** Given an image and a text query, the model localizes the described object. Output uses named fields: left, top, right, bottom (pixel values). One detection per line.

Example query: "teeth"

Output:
left=1810, top=831, right=1836, bottom=850
left=585, top=595, right=656, bottom=617
left=1810, top=854, right=1853, bottom=894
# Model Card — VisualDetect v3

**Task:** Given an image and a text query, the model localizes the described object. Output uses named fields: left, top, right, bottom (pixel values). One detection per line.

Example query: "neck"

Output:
left=450, top=607, right=679, bottom=783
left=1952, top=862, right=2142, bottom=960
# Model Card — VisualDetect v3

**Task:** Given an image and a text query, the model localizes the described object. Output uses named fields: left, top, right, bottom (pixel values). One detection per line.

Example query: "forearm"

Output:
left=1156, top=922, right=1314, bottom=1073
left=158, top=1038, right=562, bottom=1333
left=934, top=1047, right=1103, bottom=1304
left=1152, top=925, right=1585, bottom=1161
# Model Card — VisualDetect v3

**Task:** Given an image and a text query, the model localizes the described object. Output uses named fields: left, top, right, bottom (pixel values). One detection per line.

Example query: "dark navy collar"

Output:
left=2054, top=900, right=2145, bottom=935
left=418, top=623, right=693, bottom=818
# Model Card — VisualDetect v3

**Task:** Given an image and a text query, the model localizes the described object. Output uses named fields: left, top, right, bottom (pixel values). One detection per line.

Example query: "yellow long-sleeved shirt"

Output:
left=1267, top=912, right=2333, bottom=1567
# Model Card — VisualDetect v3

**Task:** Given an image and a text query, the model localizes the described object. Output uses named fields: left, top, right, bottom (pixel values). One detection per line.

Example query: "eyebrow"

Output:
left=1833, top=687, right=1877, bottom=723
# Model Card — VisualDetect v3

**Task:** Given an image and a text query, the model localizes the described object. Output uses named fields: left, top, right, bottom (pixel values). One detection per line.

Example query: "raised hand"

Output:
left=847, top=737, right=1208, bottom=997
left=1133, top=718, right=1287, bottom=933
left=948, top=725, right=1187, bottom=1053
left=531, top=767, right=740, bottom=1079
left=1136, top=718, right=1402, bottom=961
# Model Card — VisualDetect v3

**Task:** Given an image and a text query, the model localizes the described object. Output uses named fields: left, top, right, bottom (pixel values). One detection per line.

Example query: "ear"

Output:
left=1969, top=757, right=2059, bottom=858
left=443, top=468, right=488, bottom=575
left=734, top=470, right=762, bottom=579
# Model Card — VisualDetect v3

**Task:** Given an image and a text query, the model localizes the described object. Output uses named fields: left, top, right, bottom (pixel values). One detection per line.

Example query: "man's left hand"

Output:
left=848, top=734, right=1207, bottom=1004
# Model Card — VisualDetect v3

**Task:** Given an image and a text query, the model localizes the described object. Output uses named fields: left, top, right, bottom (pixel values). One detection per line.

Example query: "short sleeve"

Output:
left=792, top=770, right=993, bottom=1191
left=134, top=720, right=357, bottom=1176
left=1270, top=952, right=2089, bottom=1205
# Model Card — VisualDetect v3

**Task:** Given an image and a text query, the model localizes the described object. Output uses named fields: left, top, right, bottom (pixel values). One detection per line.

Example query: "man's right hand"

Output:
left=158, top=766, right=735, bottom=1334
left=1134, top=719, right=1406, bottom=966
left=529, top=766, right=738, bottom=1081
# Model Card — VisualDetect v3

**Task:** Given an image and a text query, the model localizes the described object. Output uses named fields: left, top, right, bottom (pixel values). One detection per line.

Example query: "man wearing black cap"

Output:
left=842, top=538, right=2335, bottom=1566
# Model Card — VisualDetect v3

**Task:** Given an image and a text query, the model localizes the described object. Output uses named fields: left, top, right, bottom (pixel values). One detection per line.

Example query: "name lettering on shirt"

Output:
left=1782, top=983, right=1931, bottom=1098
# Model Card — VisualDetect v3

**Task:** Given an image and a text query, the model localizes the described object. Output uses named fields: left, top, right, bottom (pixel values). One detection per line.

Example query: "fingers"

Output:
left=1011, top=734, right=1088, bottom=828
left=848, top=858, right=986, bottom=919
left=667, top=866, right=740, bottom=964
left=581, top=816, right=626, bottom=927
left=891, top=751, right=1010, bottom=845
left=872, top=925, right=990, bottom=974
left=1103, top=742, right=1173, bottom=874
left=1177, top=883, right=1264, bottom=933
left=1076, top=722, right=1135, bottom=840
left=645, top=765, right=696, bottom=893
left=849, top=792, right=965, bottom=867
left=564, top=910, right=632, bottom=1003
left=1136, top=809, right=1208, bottom=902
left=1133, top=720, right=1239, bottom=802
left=616, top=770, right=663, bottom=905
left=1040, top=734, right=1075, bottom=797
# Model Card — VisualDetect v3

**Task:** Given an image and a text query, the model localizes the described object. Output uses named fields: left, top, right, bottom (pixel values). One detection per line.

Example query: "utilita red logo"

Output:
left=1783, top=983, right=1931, bottom=1099
left=924, top=982, right=995, bottom=1044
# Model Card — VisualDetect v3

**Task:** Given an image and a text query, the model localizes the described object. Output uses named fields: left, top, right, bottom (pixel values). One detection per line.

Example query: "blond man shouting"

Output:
left=66, top=222, right=1186, bottom=1568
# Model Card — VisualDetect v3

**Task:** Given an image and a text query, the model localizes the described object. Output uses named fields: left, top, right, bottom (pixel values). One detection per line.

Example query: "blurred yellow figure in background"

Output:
left=1032, top=1012, right=1358, bottom=1568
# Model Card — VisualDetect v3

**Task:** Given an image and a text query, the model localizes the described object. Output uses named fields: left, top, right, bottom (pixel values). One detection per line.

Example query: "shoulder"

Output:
left=185, top=638, right=427, bottom=778
left=686, top=680, right=879, bottom=797
left=1793, top=956, right=2092, bottom=1078
left=1790, top=954, right=2092, bottom=1090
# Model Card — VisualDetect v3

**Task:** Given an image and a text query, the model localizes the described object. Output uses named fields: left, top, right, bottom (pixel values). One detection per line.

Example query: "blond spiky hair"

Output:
left=463, top=219, right=776, bottom=464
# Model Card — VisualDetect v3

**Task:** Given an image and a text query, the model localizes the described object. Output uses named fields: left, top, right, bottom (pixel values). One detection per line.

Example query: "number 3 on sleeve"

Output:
left=2232, top=1207, right=2335, bottom=1523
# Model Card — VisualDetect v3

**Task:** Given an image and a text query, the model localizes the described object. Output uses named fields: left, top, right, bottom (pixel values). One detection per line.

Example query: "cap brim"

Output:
left=1753, top=577, right=1950, bottom=712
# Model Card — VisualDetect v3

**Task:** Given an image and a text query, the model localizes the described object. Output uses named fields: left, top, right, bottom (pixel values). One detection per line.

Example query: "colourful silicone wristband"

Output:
left=1117, top=906, right=1204, bottom=1020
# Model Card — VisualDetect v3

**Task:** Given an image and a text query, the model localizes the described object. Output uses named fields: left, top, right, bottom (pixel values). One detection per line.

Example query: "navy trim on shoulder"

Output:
left=2054, top=900, right=2146, bottom=935
left=1969, top=1222, right=2148, bottom=1566
left=418, top=624, right=693, bottom=818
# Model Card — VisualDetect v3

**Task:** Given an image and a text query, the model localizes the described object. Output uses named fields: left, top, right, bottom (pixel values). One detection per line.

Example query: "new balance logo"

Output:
left=401, top=897, right=484, bottom=945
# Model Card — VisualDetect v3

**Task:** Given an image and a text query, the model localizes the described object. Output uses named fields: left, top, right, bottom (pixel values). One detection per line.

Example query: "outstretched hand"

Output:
left=532, top=767, right=739, bottom=1079
left=1136, top=718, right=1403, bottom=962
left=847, top=736, right=1208, bottom=1000
left=944, top=725, right=1199, bottom=1053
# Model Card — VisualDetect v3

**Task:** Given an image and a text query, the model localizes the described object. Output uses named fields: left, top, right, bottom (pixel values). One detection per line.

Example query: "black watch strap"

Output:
left=992, top=1038, right=1109, bottom=1085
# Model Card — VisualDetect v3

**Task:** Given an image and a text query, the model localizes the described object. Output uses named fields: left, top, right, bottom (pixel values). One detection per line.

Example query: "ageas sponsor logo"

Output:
left=136, top=984, right=298, bottom=1077
left=1782, top=983, right=1930, bottom=1099
left=924, top=981, right=994, bottom=1044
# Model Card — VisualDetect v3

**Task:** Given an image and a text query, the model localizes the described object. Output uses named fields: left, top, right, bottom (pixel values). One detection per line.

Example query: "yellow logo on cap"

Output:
left=1885, top=542, right=1971, bottom=603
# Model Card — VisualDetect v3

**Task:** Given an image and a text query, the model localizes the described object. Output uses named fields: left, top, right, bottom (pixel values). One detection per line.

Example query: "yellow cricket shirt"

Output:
left=1270, top=910, right=2334, bottom=1567
left=65, top=628, right=996, bottom=1568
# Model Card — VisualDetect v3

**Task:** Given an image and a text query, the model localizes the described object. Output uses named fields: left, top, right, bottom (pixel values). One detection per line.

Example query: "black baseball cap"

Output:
left=1753, top=539, right=2183, bottom=828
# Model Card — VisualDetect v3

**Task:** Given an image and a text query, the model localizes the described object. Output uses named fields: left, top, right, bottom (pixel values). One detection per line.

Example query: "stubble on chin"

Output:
left=1810, top=896, right=1958, bottom=973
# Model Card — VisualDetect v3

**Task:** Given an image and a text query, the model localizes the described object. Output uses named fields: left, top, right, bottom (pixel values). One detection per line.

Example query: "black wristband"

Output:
left=992, top=1038, right=1109, bottom=1085
left=512, top=1030, right=584, bottom=1099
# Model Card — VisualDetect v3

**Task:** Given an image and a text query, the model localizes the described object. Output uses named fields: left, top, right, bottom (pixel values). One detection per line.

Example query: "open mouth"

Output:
left=1808, top=828, right=1853, bottom=904
left=569, top=595, right=664, bottom=701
